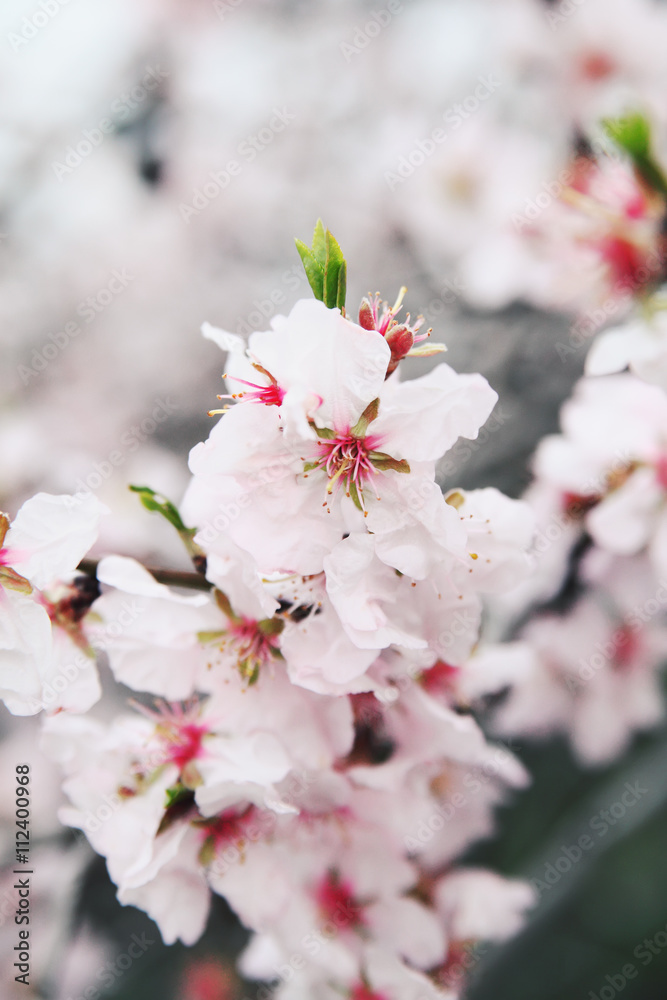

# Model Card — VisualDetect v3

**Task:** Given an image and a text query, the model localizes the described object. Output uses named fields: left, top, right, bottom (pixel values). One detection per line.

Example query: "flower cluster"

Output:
left=0, top=492, right=107, bottom=716
left=5, top=3, right=667, bottom=995
left=0, top=242, right=537, bottom=999
left=466, top=117, right=667, bottom=768
left=479, top=371, right=667, bottom=766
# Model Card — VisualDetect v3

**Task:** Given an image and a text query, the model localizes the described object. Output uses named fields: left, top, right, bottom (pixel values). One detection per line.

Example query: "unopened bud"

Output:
left=358, top=299, right=376, bottom=330
left=386, top=325, right=415, bottom=374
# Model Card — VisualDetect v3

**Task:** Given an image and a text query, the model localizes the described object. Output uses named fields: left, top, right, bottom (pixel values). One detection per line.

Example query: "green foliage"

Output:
left=164, top=783, right=192, bottom=809
left=295, top=219, right=347, bottom=311
left=129, top=485, right=191, bottom=534
left=129, top=484, right=205, bottom=570
left=603, top=113, right=667, bottom=198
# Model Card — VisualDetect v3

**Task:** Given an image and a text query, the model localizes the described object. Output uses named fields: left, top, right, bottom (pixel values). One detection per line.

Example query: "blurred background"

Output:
left=1, top=0, right=667, bottom=997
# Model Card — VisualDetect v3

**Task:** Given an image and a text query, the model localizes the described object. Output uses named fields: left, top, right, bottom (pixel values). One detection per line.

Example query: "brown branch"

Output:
left=77, top=558, right=213, bottom=593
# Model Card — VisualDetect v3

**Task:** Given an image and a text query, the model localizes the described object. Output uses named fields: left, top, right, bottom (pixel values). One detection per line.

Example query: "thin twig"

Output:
left=77, top=558, right=213, bottom=592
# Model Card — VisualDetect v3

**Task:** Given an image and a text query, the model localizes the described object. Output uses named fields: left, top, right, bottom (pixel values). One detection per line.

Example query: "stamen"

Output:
left=215, top=367, right=285, bottom=408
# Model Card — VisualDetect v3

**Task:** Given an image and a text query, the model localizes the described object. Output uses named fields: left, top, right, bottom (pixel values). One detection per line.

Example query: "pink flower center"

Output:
left=201, top=804, right=260, bottom=850
left=315, top=871, right=364, bottom=928
left=182, top=959, right=234, bottom=1000
left=37, top=576, right=100, bottom=651
left=158, top=721, right=208, bottom=768
left=655, top=454, right=667, bottom=490
left=561, top=491, right=600, bottom=517
left=202, top=591, right=284, bottom=684
left=314, top=433, right=381, bottom=508
left=437, top=940, right=476, bottom=991
left=421, top=660, right=460, bottom=696
left=579, top=51, right=616, bottom=81
left=134, top=700, right=209, bottom=771
left=349, top=985, right=389, bottom=1000
left=597, top=235, right=650, bottom=291
left=0, top=542, right=33, bottom=597
left=227, top=617, right=280, bottom=667
left=612, top=625, right=642, bottom=672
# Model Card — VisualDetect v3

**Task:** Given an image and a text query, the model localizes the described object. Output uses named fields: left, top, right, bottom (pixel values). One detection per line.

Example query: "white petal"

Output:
left=7, top=493, right=108, bottom=589
left=249, top=299, right=390, bottom=429
left=585, top=326, right=635, bottom=376
left=373, top=364, right=498, bottom=462
left=201, top=321, right=246, bottom=355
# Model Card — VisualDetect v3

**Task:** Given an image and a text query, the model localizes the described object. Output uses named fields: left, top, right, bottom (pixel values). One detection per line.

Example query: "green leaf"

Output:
left=312, top=218, right=327, bottom=263
left=337, top=259, right=347, bottom=312
left=295, top=240, right=324, bottom=301
left=129, top=484, right=189, bottom=532
left=604, top=113, right=651, bottom=158
left=324, top=230, right=346, bottom=311
left=157, top=786, right=195, bottom=836
left=603, top=113, right=667, bottom=198
left=129, top=484, right=205, bottom=572
left=295, top=221, right=348, bottom=312
left=164, top=783, right=191, bottom=809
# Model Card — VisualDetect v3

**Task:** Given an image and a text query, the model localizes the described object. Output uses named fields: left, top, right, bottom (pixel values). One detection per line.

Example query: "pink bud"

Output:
left=385, top=324, right=414, bottom=359
left=358, top=299, right=376, bottom=331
